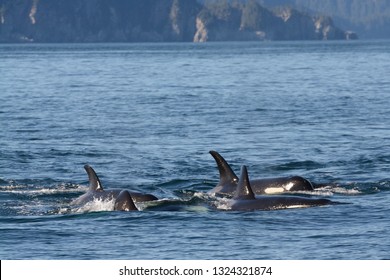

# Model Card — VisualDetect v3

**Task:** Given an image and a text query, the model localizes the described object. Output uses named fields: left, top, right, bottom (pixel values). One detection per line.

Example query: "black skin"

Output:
left=209, top=150, right=315, bottom=196
left=227, top=165, right=340, bottom=211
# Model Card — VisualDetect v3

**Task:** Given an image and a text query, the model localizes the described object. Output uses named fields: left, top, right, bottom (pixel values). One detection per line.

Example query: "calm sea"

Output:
left=0, top=41, right=389, bottom=259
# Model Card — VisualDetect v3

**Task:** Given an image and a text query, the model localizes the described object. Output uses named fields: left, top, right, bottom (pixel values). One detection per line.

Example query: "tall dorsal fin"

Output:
left=209, top=151, right=239, bottom=185
left=233, top=165, right=255, bottom=200
left=84, top=165, right=103, bottom=191
left=114, top=190, right=138, bottom=211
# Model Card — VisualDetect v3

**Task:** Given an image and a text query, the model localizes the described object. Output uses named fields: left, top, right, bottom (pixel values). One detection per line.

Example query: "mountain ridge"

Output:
left=0, top=0, right=357, bottom=43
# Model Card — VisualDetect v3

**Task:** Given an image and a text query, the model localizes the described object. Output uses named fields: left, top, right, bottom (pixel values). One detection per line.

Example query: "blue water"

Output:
left=0, top=41, right=389, bottom=259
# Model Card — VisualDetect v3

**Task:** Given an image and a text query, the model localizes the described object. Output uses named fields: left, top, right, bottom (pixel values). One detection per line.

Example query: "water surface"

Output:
left=0, top=41, right=389, bottom=259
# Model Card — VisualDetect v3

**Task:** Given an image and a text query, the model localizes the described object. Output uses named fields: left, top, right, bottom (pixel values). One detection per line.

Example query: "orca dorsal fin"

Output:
left=233, top=165, right=255, bottom=200
left=84, top=165, right=103, bottom=191
left=209, top=151, right=239, bottom=185
left=114, top=190, right=138, bottom=211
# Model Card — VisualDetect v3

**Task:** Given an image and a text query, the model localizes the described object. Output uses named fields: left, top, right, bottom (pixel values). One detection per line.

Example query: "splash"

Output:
left=212, top=197, right=232, bottom=211
left=73, top=197, right=115, bottom=213
left=29, top=0, right=39, bottom=24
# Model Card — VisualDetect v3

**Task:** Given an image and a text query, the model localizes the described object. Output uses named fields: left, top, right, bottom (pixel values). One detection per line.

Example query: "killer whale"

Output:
left=209, top=150, right=314, bottom=196
left=71, top=165, right=158, bottom=211
left=114, top=190, right=137, bottom=211
left=226, top=165, right=335, bottom=211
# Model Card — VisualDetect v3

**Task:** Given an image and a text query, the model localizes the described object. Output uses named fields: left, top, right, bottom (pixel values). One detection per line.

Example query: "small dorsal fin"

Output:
left=233, top=165, right=255, bottom=200
left=209, top=151, right=239, bottom=185
left=114, top=190, right=138, bottom=211
left=84, top=165, right=103, bottom=191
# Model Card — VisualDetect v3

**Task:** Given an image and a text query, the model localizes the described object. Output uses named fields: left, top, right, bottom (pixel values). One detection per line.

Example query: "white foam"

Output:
left=212, top=197, right=232, bottom=211
left=53, top=207, right=72, bottom=215
left=330, top=187, right=361, bottom=195
left=193, top=191, right=211, bottom=200
left=291, top=190, right=334, bottom=196
left=73, top=197, right=115, bottom=213
left=0, top=185, right=87, bottom=195
left=314, top=185, right=361, bottom=195
left=0, top=184, right=30, bottom=191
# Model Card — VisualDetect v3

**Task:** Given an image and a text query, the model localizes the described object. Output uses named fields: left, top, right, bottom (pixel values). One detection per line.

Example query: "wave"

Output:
left=1, top=177, right=389, bottom=217
left=291, top=186, right=361, bottom=196
left=0, top=184, right=86, bottom=197
left=0, top=182, right=86, bottom=216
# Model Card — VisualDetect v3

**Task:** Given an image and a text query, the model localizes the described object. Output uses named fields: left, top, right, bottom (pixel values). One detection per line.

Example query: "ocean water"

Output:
left=0, top=41, right=389, bottom=260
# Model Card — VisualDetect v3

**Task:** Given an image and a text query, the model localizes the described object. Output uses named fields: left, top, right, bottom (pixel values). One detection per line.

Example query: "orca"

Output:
left=71, top=165, right=158, bottom=211
left=209, top=150, right=314, bottom=196
left=114, top=190, right=137, bottom=211
left=227, top=166, right=336, bottom=211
